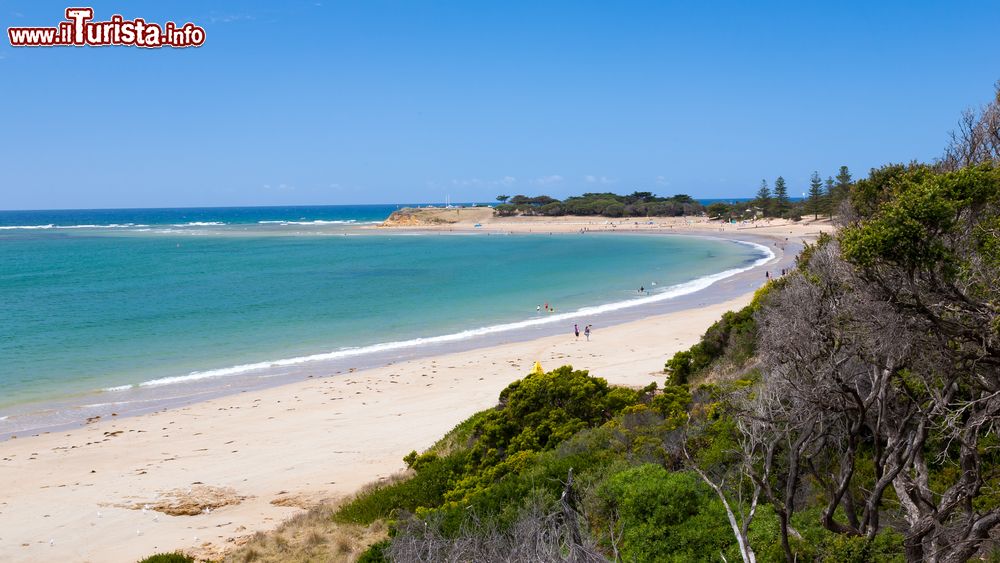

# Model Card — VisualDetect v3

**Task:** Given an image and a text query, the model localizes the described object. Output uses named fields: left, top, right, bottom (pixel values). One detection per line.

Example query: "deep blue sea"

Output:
left=0, top=205, right=767, bottom=434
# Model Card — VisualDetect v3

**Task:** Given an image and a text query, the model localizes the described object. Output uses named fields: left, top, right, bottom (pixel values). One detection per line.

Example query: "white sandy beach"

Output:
left=0, top=219, right=832, bottom=562
left=378, top=207, right=832, bottom=239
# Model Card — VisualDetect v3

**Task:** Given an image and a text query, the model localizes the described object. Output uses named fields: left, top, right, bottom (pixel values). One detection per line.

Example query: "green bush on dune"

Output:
left=333, top=449, right=467, bottom=525
left=356, top=539, right=391, bottom=563
left=596, top=464, right=733, bottom=562
left=467, top=366, right=642, bottom=469
left=335, top=366, right=648, bottom=533
left=664, top=283, right=770, bottom=385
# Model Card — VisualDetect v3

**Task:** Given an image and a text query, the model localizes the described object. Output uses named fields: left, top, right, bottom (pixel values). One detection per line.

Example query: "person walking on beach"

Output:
left=574, top=324, right=580, bottom=339
left=584, top=325, right=591, bottom=341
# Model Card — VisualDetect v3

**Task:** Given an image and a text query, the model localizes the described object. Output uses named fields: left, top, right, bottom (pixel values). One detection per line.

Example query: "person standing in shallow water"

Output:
left=584, top=325, right=591, bottom=341
left=574, top=324, right=580, bottom=339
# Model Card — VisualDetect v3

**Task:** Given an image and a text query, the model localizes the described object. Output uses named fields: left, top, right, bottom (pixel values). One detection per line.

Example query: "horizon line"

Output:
left=0, top=197, right=766, bottom=213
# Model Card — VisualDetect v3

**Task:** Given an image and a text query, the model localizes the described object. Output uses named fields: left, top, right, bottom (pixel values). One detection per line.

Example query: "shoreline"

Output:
left=0, top=227, right=795, bottom=442
left=0, top=220, right=831, bottom=562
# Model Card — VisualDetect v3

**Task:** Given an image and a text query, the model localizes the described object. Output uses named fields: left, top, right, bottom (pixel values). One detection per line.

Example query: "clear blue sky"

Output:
left=1, top=1, right=998, bottom=209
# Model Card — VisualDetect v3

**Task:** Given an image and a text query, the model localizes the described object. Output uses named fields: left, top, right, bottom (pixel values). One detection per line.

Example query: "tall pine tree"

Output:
left=807, top=171, right=824, bottom=219
left=773, top=176, right=790, bottom=217
left=754, top=179, right=772, bottom=217
left=832, top=165, right=852, bottom=209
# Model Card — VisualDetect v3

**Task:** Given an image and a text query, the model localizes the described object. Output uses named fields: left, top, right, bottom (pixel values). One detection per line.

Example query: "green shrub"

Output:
left=665, top=350, right=695, bottom=385
left=664, top=300, right=760, bottom=384
left=598, top=465, right=734, bottom=562
left=649, top=384, right=691, bottom=426
left=356, top=539, right=392, bottom=563
left=706, top=201, right=732, bottom=218
left=334, top=452, right=467, bottom=524
left=604, top=202, right=625, bottom=216
left=468, top=366, right=639, bottom=469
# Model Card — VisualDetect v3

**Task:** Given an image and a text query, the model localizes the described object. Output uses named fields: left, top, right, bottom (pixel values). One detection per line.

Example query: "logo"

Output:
left=8, top=8, right=206, bottom=48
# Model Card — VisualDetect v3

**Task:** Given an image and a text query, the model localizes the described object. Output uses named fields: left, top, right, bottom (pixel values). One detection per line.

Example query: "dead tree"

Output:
left=749, top=211, right=1000, bottom=562
left=682, top=415, right=760, bottom=563
left=941, top=80, right=1000, bottom=170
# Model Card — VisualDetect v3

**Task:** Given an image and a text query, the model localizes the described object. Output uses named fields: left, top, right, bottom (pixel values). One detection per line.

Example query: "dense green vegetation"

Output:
left=494, top=191, right=703, bottom=217
left=345, top=362, right=912, bottom=561
left=348, top=160, right=1000, bottom=560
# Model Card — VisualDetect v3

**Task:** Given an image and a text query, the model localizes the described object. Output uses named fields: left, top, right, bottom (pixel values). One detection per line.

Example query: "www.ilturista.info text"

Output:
left=8, top=8, right=205, bottom=48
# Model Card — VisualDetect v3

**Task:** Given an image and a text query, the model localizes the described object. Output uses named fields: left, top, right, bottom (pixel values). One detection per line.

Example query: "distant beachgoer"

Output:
left=765, top=271, right=770, bottom=279
left=639, top=286, right=644, bottom=294
left=574, top=324, right=580, bottom=339
left=584, top=325, right=591, bottom=341
left=544, top=302, right=549, bottom=311
left=537, top=305, right=541, bottom=313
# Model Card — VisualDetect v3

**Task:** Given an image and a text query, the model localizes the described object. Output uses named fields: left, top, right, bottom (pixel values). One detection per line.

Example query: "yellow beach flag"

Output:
left=531, top=361, right=544, bottom=375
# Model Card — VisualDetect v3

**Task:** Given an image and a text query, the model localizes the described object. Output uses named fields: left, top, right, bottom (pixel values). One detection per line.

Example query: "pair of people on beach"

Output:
left=574, top=324, right=591, bottom=341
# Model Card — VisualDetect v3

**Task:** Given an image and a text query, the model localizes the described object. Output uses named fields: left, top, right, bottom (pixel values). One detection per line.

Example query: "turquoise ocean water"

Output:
left=0, top=205, right=766, bottom=432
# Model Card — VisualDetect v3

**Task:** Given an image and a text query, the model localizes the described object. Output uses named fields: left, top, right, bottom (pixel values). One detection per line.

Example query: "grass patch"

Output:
left=221, top=504, right=385, bottom=563
left=137, top=554, right=195, bottom=563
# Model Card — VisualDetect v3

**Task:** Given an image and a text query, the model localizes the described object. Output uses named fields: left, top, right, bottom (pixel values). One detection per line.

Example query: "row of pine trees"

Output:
left=751, top=166, right=853, bottom=219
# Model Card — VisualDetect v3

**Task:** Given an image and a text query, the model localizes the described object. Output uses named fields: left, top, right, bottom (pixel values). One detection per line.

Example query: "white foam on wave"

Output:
left=0, top=220, right=376, bottom=231
left=0, top=224, right=55, bottom=230
left=257, top=220, right=356, bottom=225
left=106, top=240, right=774, bottom=391
left=81, top=401, right=130, bottom=408
left=0, top=223, right=149, bottom=230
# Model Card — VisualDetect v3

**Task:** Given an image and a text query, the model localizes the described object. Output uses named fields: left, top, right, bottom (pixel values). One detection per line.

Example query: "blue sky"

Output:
left=1, top=1, right=998, bottom=209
